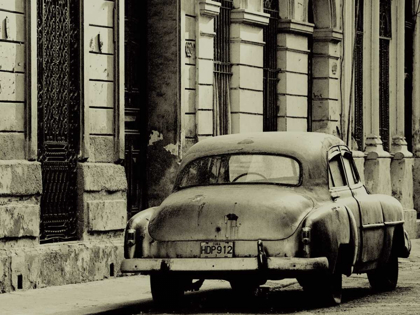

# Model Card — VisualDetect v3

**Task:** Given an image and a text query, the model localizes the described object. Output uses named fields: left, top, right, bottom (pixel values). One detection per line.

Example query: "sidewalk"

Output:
left=1, top=238, right=419, bottom=315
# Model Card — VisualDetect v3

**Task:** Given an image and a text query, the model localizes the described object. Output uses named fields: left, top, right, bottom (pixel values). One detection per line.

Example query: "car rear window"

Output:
left=175, top=154, right=300, bottom=189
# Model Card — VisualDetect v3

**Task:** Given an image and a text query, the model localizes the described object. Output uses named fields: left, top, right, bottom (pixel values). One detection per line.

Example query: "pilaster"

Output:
left=311, top=28, right=342, bottom=135
left=229, top=3, right=269, bottom=133
left=195, top=0, right=221, bottom=140
left=277, top=20, right=313, bottom=131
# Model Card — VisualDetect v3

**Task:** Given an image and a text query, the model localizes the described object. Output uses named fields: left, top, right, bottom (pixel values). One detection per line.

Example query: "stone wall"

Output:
left=147, top=0, right=181, bottom=207
left=0, top=0, right=26, bottom=160
left=0, top=0, right=128, bottom=294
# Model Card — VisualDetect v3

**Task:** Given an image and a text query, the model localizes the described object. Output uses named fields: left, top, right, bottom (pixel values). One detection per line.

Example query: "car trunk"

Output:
left=148, top=185, right=314, bottom=241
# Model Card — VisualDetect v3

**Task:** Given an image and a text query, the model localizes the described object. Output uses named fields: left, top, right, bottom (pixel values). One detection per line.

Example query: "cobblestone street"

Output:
left=0, top=239, right=419, bottom=315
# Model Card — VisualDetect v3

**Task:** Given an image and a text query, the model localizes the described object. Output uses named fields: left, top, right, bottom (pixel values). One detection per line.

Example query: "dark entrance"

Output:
left=37, top=0, right=81, bottom=243
left=124, top=0, right=149, bottom=218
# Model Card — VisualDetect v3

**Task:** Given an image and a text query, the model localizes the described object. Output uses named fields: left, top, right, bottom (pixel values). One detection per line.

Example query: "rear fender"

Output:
left=303, top=204, right=351, bottom=274
left=124, top=207, right=158, bottom=258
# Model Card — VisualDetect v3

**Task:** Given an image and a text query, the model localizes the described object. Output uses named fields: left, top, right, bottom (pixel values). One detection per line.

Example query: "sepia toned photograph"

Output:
left=0, top=0, right=420, bottom=314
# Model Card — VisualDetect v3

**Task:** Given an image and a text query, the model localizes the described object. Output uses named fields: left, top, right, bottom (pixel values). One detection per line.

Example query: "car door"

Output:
left=327, top=147, right=362, bottom=250
left=340, top=147, right=385, bottom=264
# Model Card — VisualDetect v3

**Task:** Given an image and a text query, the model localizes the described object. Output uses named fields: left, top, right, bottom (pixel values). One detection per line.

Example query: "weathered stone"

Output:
left=0, top=240, right=123, bottom=293
left=0, top=133, right=25, bottom=160
left=404, top=209, right=417, bottom=239
left=88, top=200, right=127, bottom=232
left=412, top=157, right=420, bottom=214
left=391, top=157, right=414, bottom=210
left=231, top=113, right=263, bottom=133
left=90, top=136, right=114, bottom=163
left=78, top=163, right=127, bottom=192
left=364, top=158, right=392, bottom=195
left=0, top=161, right=42, bottom=196
left=352, top=151, right=365, bottom=184
left=0, top=204, right=40, bottom=239
left=364, top=135, right=392, bottom=194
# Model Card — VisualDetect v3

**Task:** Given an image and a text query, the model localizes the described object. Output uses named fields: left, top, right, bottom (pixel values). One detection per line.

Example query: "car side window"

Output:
left=342, top=153, right=359, bottom=186
left=328, top=154, right=347, bottom=188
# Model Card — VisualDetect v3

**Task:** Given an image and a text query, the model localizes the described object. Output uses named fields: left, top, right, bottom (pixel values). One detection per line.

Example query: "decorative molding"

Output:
left=199, top=0, right=221, bottom=18
left=277, top=46, right=310, bottom=54
left=230, top=37, right=265, bottom=46
left=231, top=8, right=269, bottom=26
left=391, top=136, right=413, bottom=160
left=364, top=134, right=392, bottom=160
left=313, top=28, right=343, bottom=42
left=278, top=19, right=314, bottom=35
left=200, top=31, right=216, bottom=38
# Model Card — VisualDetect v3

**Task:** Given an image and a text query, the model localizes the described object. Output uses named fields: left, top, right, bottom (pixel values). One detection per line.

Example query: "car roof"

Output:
left=180, top=132, right=346, bottom=186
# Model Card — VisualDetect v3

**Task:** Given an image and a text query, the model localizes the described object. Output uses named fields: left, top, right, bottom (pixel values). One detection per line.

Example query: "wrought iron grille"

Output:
left=124, top=0, right=148, bottom=218
left=405, top=0, right=414, bottom=152
left=354, top=0, right=364, bottom=151
left=213, top=0, right=232, bottom=135
left=379, top=39, right=390, bottom=152
left=38, top=0, right=80, bottom=243
left=380, top=0, right=392, bottom=38
left=263, top=0, right=279, bottom=131
left=379, top=0, right=391, bottom=152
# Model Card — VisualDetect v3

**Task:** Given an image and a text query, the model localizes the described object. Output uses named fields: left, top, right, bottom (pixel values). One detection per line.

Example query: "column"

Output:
left=311, top=29, right=342, bottom=135
left=195, top=0, right=220, bottom=140
left=277, top=19, right=313, bottom=131
left=230, top=1, right=269, bottom=133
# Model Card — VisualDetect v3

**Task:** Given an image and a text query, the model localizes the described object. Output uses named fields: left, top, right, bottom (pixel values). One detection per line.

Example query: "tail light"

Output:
left=302, top=227, right=311, bottom=258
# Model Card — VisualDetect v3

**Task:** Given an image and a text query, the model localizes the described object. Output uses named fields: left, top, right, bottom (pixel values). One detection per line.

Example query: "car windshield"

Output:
left=175, top=154, right=300, bottom=189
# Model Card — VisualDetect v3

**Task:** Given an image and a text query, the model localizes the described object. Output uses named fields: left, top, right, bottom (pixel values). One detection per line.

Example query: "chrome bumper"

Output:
left=121, top=257, right=329, bottom=273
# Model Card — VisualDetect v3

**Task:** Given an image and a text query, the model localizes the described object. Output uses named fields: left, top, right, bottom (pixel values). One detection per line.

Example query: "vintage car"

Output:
left=121, top=132, right=411, bottom=305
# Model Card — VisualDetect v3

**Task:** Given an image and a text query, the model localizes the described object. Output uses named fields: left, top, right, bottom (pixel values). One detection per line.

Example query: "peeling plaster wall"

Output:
left=0, top=1, right=128, bottom=294
left=147, top=0, right=181, bottom=207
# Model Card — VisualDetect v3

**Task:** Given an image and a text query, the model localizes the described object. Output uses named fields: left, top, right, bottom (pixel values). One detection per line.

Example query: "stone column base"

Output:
left=404, top=209, right=418, bottom=239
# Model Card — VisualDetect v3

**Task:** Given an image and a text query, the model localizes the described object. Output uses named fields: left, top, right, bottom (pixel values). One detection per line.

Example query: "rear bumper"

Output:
left=121, top=256, right=329, bottom=274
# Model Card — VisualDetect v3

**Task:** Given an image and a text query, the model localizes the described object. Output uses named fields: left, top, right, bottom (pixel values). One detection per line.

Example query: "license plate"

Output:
left=200, top=241, right=234, bottom=258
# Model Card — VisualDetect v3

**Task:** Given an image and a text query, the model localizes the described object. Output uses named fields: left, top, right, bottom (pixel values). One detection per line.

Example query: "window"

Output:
left=354, top=0, right=364, bottom=151
left=405, top=0, right=414, bottom=152
left=379, top=0, right=391, bottom=151
left=342, top=154, right=359, bottom=186
left=263, top=0, right=279, bottom=131
left=175, top=154, right=300, bottom=189
left=213, top=0, right=233, bottom=135
left=329, top=154, right=346, bottom=188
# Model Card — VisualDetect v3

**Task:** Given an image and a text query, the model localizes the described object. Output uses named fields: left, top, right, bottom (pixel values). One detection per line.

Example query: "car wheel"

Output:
left=298, top=270, right=342, bottom=305
left=367, top=251, right=398, bottom=291
left=229, top=279, right=259, bottom=297
left=150, top=273, right=185, bottom=305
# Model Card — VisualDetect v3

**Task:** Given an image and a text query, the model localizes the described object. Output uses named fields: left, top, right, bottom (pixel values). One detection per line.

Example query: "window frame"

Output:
left=328, top=149, right=348, bottom=189
left=173, top=152, right=303, bottom=191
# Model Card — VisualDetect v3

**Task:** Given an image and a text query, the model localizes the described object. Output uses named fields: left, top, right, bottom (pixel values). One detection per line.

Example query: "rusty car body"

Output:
left=121, top=132, right=411, bottom=305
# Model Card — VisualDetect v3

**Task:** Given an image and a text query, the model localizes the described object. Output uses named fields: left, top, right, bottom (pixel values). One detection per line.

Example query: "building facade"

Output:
left=1, top=0, right=420, bottom=293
